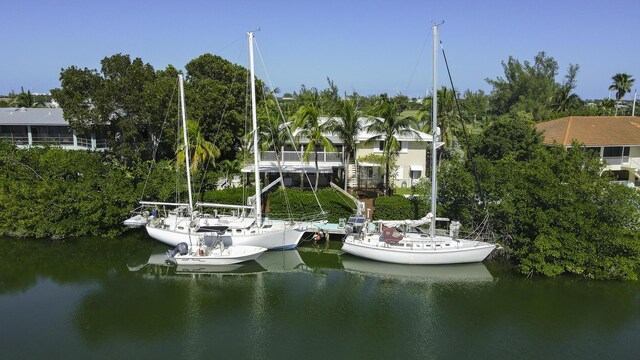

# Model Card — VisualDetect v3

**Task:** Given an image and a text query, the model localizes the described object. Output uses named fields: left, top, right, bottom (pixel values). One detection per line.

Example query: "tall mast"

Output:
left=430, top=25, right=438, bottom=238
left=248, top=32, right=262, bottom=226
left=178, top=74, right=194, bottom=212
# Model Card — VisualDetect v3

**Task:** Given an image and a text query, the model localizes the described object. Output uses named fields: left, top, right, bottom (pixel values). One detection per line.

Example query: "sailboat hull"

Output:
left=342, top=236, right=496, bottom=265
left=145, top=223, right=306, bottom=250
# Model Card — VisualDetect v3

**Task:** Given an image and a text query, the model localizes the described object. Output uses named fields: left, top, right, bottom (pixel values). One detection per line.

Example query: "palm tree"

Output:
left=332, top=98, right=362, bottom=191
left=293, top=101, right=336, bottom=191
left=609, top=73, right=635, bottom=115
left=415, top=87, right=458, bottom=152
left=176, top=119, right=220, bottom=172
left=218, top=159, right=241, bottom=182
left=553, top=64, right=582, bottom=112
left=366, top=96, right=415, bottom=196
left=259, top=97, right=289, bottom=188
left=600, top=98, right=616, bottom=115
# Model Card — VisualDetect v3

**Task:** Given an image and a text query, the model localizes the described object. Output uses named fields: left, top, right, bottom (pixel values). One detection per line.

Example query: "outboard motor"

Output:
left=166, top=242, right=189, bottom=263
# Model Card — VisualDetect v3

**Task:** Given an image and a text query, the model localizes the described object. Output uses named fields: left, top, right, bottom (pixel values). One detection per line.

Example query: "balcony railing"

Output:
left=602, top=156, right=629, bottom=166
left=0, top=134, right=108, bottom=150
left=31, top=135, right=74, bottom=146
left=0, top=134, right=29, bottom=145
left=261, top=150, right=342, bottom=163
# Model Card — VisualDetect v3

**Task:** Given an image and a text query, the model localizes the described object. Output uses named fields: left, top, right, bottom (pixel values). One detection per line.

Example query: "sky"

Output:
left=2, top=0, right=639, bottom=100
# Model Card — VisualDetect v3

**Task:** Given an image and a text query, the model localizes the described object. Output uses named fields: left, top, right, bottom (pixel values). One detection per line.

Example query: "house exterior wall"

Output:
left=627, top=146, right=640, bottom=169
left=355, top=140, right=427, bottom=188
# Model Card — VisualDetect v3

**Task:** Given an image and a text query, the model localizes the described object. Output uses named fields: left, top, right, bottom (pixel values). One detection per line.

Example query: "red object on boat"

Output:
left=382, top=225, right=403, bottom=244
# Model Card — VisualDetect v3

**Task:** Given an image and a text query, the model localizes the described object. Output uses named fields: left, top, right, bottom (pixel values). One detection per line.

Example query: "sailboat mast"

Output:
left=248, top=32, right=262, bottom=226
left=178, top=74, right=194, bottom=212
left=430, top=25, right=438, bottom=238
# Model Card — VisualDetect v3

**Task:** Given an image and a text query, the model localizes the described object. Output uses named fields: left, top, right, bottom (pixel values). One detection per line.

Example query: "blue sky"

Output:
left=3, top=0, right=639, bottom=100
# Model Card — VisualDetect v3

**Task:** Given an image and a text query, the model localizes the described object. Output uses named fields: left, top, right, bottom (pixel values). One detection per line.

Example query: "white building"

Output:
left=536, top=116, right=640, bottom=186
left=0, top=108, right=107, bottom=151
left=244, top=117, right=432, bottom=190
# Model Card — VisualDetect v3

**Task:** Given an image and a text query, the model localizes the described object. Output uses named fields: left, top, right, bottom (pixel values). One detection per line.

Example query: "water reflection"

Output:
left=341, top=255, right=494, bottom=283
left=1, top=235, right=639, bottom=359
left=126, top=244, right=311, bottom=276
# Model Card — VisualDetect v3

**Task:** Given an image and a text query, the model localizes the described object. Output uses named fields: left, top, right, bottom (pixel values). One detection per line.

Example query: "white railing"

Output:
left=261, top=150, right=342, bottom=163
left=1, top=134, right=108, bottom=150
left=31, top=136, right=74, bottom=146
left=602, top=156, right=629, bottom=166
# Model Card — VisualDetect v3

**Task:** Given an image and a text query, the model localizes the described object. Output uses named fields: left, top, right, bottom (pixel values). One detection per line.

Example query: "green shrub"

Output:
left=268, top=188, right=355, bottom=223
left=0, top=144, right=139, bottom=238
left=202, top=187, right=255, bottom=205
left=373, top=195, right=429, bottom=220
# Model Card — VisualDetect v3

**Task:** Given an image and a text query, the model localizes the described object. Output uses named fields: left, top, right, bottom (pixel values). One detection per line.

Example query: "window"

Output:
left=376, top=141, right=385, bottom=152
left=603, top=147, right=630, bottom=157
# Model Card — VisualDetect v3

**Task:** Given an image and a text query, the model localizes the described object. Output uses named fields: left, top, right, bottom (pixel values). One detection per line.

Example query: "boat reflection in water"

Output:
left=341, top=254, right=494, bottom=283
left=127, top=245, right=307, bottom=276
left=175, top=262, right=267, bottom=275
left=255, top=249, right=306, bottom=272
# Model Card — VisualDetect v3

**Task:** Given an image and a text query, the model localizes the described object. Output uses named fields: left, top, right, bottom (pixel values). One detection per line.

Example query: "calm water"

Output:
left=1, top=231, right=638, bottom=359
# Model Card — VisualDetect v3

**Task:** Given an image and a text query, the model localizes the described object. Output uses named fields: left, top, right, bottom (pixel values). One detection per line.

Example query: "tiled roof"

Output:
left=535, top=116, right=640, bottom=146
left=0, top=108, right=67, bottom=126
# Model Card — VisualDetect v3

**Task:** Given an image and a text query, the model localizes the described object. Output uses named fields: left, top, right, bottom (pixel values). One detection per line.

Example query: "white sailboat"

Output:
left=341, top=25, right=497, bottom=265
left=145, top=32, right=309, bottom=250
left=163, top=74, right=267, bottom=265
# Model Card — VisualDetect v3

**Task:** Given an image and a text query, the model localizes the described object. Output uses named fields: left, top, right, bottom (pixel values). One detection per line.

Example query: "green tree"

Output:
left=460, top=89, right=491, bottom=128
left=366, top=95, right=416, bottom=195
left=454, top=115, right=640, bottom=280
left=258, top=97, right=290, bottom=188
left=15, top=88, right=33, bottom=108
left=472, top=111, right=542, bottom=163
left=332, top=98, right=363, bottom=190
left=417, top=87, right=459, bottom=153
left=552, top=64, right=582, bottom=112
left=176, top=119, right=220, bottom=173
left=293, top=99, right=336, bottom=191
left=609, top=73, right=635, bottom=115
left=599, top=98, right=617, bottom=115
left=217, top=159, right=241, bottom=181
left=609, top=73, right=635, bottom=101
left=486, top=144, right=640, bottom=279
left=185, top=54, right=260, bottom=160
left=486, top=52, right=580, bottom=120
left=52, top=54, right=160, bottom=162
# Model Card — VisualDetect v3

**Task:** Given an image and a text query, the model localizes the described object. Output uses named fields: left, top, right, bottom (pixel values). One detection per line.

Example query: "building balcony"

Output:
left=0, top=134, right=108, bottom=151
left=261, top=150, right=343, bottom=165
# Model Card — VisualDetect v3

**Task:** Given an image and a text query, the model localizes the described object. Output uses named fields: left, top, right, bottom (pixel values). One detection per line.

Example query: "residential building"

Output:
left=244, top=117, right=432, bottom=190
left=536, top=116, right=640, bottom=186
left=0, top=107, right=107, bottom=151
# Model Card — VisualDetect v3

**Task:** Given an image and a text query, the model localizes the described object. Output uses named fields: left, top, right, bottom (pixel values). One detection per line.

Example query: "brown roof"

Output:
left=535, top=116, right=640, bottom=146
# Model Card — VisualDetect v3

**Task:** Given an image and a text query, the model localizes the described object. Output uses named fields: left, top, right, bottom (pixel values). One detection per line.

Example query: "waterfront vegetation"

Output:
left=2, top=50, right=639, bottom=280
